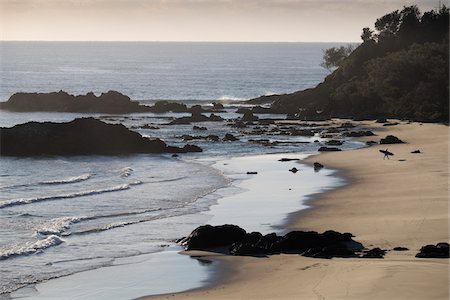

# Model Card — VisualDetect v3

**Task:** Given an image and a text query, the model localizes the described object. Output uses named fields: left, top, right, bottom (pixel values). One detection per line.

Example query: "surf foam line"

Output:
left=34, top=207, right=163, bottom=236
left=39, top=173, right=92, bottom=185
left=0, top=173, right=92, bottom=191
left=0, top=235, right=64, bottom=261
left=0, top=182, right=142, bottom=209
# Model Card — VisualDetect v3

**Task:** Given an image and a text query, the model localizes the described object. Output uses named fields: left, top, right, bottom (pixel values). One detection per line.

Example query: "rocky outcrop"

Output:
left=380, top=135, right=405, bottom=144
left=0, top=91, right=151, bottom=114
left=342, top=131, right=375, bottom=137
left=415, top=243, right=449, bottom=258
left=169, top=112, right=224, bottom=125
left=179, top=225, right=365, bottom=259
left=0, top=118, right=201, bottom=156
left=149, top=101, right=188, bottom=113
left=318, top=146, right=342, bottom=152
left=223, top=133, right=239, bottom=141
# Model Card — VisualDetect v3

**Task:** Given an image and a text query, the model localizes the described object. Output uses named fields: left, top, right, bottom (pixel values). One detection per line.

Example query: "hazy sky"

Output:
left=0, top=0, right=439, bottom=42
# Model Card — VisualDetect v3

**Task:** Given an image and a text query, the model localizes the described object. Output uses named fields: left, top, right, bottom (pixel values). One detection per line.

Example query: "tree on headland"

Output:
left=265, top=5, right=449, bottom=122
left=320, top=45, right=355, bottom=72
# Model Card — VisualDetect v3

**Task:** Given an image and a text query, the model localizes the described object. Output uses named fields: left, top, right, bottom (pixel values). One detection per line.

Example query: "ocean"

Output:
left=0, top=42, right=359, bottom=296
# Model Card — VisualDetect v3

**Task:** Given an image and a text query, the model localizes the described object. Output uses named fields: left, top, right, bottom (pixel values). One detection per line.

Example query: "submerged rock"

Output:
left=318, top=146, right=342, bottom=152
left=313, top=162, right=324, bottom=171
left=223, top=133, right=239, bottom=141
left=289, top=167, right=299, bottom=173
left=149, top=101, right=188, bottom=113
left=0, top=90, right=151, bottom=114
left=0, top=118, right=201, bottom=156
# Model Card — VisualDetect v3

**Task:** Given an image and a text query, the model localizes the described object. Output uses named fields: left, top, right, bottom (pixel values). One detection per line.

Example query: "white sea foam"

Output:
left=120, top=167, right=133, bottom=177
left=35, top=216, right=87, bottom=235
left=0, top=235, right=64, bottom=260
left=216, top=95, right=247, bottom=102
left=0, top=184, right=134, bottom=209
left=40, top=173, right=92, bottom=185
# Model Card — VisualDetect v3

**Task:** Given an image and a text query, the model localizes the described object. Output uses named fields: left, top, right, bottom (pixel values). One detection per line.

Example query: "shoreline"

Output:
left=9, top=150, right=343, bottom=299
left=147, top=120, right=449, bottom=300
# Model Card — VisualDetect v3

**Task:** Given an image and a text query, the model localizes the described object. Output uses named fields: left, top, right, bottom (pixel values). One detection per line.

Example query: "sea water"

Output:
left=0, top=42, right=359, bottom=295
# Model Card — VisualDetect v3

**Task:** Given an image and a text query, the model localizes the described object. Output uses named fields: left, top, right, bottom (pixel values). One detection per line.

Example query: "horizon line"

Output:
left=0, top=39, right=361, bottom=43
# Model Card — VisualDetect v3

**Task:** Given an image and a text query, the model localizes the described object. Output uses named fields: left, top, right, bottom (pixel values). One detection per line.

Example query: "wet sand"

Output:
left=148, top=121, right=449, bottom=300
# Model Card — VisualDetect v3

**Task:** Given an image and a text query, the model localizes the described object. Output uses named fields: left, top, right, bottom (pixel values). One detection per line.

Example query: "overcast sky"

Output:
left=0, top=0, right=439, bottom=42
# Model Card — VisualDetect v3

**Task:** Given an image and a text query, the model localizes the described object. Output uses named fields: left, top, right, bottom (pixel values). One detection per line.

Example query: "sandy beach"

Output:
left=148, top=121, right=449, bottom=300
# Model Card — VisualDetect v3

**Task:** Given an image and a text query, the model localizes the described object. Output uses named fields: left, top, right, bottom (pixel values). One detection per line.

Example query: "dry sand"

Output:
left=148, top=121, right=449, bottom=300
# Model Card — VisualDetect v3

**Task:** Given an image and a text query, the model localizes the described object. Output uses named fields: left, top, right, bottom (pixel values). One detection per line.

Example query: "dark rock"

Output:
left=242, top=111, right=258, bottom=122
left=179, top=225, right=364, bottom=258
left=383, top=122, right=400, bottom=126
left=318, top=146, right=342, bottom=152
left=209, top=114, right=224, bottom=122
left=343, top=131, right=375, bottom=137
left=339, top=122, right=356, bottom=128
left=411, top=150, right=421, bottom=154
left=141, top=124, right=160, bottom=130
left=393, top=247, right=409, bottom=251
left=179, top=224, right=247, bottom=250
left=380, top=135, right=405, bottom=144
left=169, top=112, right=224, bottom=125
left=361, top=247, right=386, bottom=258
left=246, top=172, right=258, bottom=175
left=223, top=133, right=239, bottom=141
left=313, top=162, right=324, bottom=171
left=278, top=158, right=299, bottom=162
left=0, top=90, right=151, bottom=114
left=172, top=154, right=179, bottom=158
left=289, top=167, right=299, bottom=173
left=290, top=129, right=315, bottom=136
left=366, top=141, right=378, bottom=146
left=415, top=243, right=449, bottom=258
left=325, top=139, right=344, bottom=146
left=188, top=105, right=205, bottom=113
left=193, top=125, right=208, bottom=131
left=150, top=101, right=188, bottom=113
left=0, top=118, right=200, bottom=156
left=181, top=144, right=203, bottom=152
left=212, top=102, right=224, bottom=111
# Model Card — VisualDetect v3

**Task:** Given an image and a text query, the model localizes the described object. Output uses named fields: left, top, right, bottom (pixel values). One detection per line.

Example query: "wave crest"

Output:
left=0, top=235, right=64, bottom=261
left=40, top=173, right=92, bottom=185
left=0, top=183, right=136, bottom=209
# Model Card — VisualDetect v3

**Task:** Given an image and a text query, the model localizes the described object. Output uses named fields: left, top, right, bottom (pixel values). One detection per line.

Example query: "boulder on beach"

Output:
left=380, top=135, right=405, bottom=144
left=0, top=90, right=151, bottom=114
left=178, top=224, right=247, bottom=250
left=0, top=118, right=202, bottom=156
left=415, top=243, right=449, bottom=258
left=179, top=224, right=365, bottom=259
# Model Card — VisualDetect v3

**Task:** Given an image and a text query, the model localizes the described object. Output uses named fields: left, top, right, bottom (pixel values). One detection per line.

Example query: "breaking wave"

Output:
left=0, top=235, right=64, bottom=261
left=40, top=173, right=92, bottom=185
left=0, top=182, right=142, bottom=209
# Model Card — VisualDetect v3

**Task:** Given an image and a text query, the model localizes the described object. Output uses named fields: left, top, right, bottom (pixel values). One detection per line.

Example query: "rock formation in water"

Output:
left=0, top=91, right=151, bottom=114
left=0, top=118, right=202, bottom=156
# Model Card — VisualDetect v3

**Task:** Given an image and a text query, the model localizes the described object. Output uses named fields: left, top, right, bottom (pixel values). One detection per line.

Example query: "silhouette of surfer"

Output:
left=379, top=148, right=394, bottom=159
